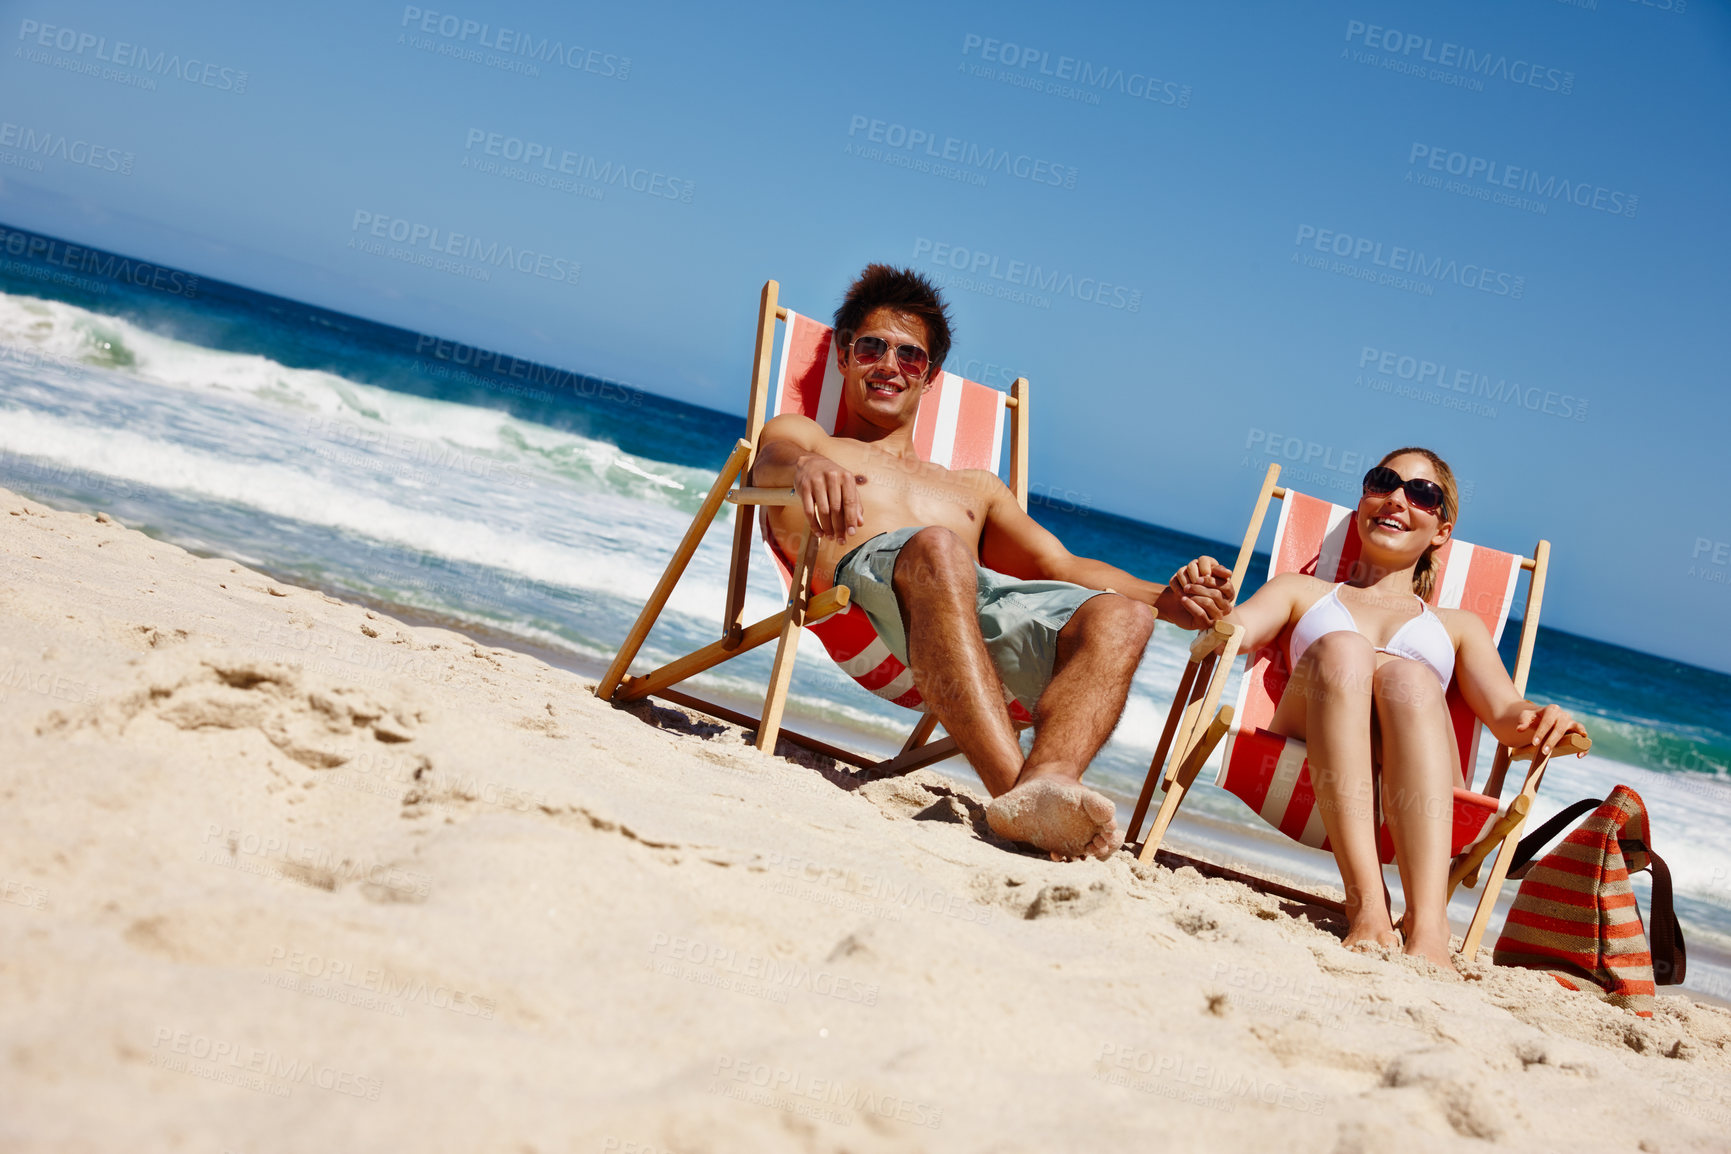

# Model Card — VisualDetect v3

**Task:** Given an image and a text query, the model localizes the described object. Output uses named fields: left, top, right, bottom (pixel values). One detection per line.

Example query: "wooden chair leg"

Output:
left=754, top=619, right=802, bottom=753
left=1156, top=699, right=1208, bottom=828
left=1127, top=661, right=1200, bottom=843
left=1165, top=688, right=1210, bottom=788
left=1173, top=633, right=1239, bottom=784
left=1447, top=794, right=1532, bottom=897
left=874, top=733, right=963, bottom=777
left=900, top=713, right=940, bottom=757
left=1459, top=748, right=1558, bottom=960
left=1138, top=708, right=1233, bottom=865
left=615, top=587, right=849, bottom=702
left=721, top=502, right=755, bottom=648
left=596, top=441, right=751, bottom=700
left=1460, top=805, right=1531, bottom=961
left=755, top=532, right=817, bottom=753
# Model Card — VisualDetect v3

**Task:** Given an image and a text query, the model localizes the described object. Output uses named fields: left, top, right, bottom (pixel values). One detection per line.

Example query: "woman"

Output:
left=1215, top=447, right=1587, bottom=968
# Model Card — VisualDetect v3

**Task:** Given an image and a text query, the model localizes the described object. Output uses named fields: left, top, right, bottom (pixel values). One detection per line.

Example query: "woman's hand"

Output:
left=1513, top=703, right=1588, bottom=757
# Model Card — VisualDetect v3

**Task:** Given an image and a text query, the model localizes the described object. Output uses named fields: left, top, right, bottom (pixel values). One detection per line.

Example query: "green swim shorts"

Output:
left=833, top=526, right=1106, bottom=713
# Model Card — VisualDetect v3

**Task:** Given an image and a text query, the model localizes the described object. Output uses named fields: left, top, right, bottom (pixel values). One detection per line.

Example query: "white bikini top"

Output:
left=1288, top=583, right=1455, bottom=689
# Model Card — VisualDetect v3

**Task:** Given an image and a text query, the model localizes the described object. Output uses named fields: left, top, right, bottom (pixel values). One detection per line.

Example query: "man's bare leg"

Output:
left=893, top=528, right=1028, bottom=797
left=985, top=594, right=1154, bottom=860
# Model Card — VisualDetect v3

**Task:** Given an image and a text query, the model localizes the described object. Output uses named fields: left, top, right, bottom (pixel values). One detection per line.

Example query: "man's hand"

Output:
left=1161, top=556, right=1235, bottom=628
left=795, top=453, right=868, bottom=542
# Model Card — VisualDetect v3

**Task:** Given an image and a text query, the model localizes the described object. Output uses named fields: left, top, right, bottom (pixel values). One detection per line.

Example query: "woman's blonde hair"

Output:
left=1377, top=446, right=1458, bottom=601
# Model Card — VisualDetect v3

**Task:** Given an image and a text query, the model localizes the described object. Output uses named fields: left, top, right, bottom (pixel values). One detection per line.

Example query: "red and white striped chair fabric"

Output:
left=766, top=310, right=1031, bottom=722
left=1216, top=491, right=1524, bottom=863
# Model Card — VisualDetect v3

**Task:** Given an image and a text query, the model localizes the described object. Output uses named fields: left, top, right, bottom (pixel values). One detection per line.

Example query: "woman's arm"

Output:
left=1451, top=611, right=1588, bottom=756
left=1220, top=573, right=1309, bottom=654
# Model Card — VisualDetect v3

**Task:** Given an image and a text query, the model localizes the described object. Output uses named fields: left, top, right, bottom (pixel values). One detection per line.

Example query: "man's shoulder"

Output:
left=760, top=412, right=830, bottom=445
left=956, top=467, right=1011, bottom=497
left=762, top=412, right=823, bottom=433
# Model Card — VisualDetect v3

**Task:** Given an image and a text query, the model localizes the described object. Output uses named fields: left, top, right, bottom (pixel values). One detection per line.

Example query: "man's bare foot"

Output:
left=985, top=775, right=1121, bottom=861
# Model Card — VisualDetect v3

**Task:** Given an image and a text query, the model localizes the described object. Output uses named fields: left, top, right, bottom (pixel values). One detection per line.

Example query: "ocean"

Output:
left=3, top=229, right=1728, bottom=998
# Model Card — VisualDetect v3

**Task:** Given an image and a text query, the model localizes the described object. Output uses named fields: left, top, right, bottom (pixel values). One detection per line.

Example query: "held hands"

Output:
left=1514, top=703, right=1588, bottom=758
left=795, top=453, right=867, bottom=542
left=1164, top=556, right=1236, bottom=628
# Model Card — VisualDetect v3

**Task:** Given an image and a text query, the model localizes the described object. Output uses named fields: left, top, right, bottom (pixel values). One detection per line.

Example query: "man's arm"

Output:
left=976, top=478, right=1233, bottom=629
left=752, top=414, right=866, bottom=542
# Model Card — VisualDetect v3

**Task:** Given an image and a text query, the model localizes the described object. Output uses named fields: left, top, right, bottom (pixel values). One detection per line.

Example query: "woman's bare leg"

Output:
left=1272, top=631, right=1396, bottom=950
left=1373, top=658, right=1459, bottom=968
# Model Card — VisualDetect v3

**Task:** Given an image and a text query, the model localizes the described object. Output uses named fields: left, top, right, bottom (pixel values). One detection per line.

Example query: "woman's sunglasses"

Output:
left=849, top=335, right=930, bottom=378
left=1362, top=465, right=1446, bottom=512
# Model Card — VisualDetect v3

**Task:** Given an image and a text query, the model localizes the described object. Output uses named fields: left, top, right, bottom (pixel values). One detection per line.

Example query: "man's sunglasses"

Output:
left=849, top=336, right=930, bottom=378
left=1362, top=465, right=1446, bottom=512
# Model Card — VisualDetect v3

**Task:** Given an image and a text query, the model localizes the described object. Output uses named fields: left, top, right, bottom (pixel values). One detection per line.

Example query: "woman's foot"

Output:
left=1400, top=917, right=1459, bottom=971
left=1342, top=918, right=1403, bottom=953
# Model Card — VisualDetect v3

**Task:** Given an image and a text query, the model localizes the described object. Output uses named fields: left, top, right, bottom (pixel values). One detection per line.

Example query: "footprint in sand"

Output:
left=1024, top=881, right=1114, bottom=920
left=984, top=777, right=1121, bottom=861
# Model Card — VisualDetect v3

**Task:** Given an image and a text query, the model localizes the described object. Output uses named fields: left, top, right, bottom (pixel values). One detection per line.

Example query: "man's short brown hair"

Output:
left=833, top=264, right=953, bottom=377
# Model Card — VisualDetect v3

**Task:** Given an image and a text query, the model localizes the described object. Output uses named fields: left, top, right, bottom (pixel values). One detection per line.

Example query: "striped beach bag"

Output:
left=1492, top=785, right=1686, bottom=1017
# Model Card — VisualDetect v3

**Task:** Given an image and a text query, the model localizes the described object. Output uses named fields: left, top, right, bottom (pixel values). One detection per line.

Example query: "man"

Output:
left=753, top=265, right=1233, bottom=861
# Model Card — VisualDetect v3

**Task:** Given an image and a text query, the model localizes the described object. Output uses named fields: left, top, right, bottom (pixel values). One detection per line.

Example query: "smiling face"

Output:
left=1357, top=450, right=1454, bottom=563
left=835, top=306, right=935, bottom=435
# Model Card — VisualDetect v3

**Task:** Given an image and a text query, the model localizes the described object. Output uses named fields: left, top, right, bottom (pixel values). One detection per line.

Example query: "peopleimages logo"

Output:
left=710, top=1057, right=944, bottom=1130
left=959, top=33, right=1191, bottom=108
left=0, top=121, right=132, bottom=174
left=16, top=18, right=249, bottom=92
left=1357, top=346, right=1588, bottom=421
left=1294, top=225, right=1524, bottom=299
left=913, top=238, right=1140, bottom=311
left=462, top=129, right=693, bottom=203
left=846, top=116, right=1078, bottom=189
left=398, top=6, right=629, bottom=78
left=0, top=225, right=200, bottom=298
left=1408, top=144, right=1636, bottom=218
left=414, top=333, right=643, bottom=406
left=1342, top=19, right=1573, bottom=95
left=349, top=211, right=580, bottom=285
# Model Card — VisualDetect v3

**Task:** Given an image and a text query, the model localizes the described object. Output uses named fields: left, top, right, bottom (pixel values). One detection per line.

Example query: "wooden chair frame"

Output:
left=594, top=280, right=1032, bottom=776
left=1125, top=463, right=1587, bottom=960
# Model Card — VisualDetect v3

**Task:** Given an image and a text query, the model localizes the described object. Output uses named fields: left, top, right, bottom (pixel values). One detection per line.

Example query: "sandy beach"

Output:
left=3, top=484, right=1730, bottom=1153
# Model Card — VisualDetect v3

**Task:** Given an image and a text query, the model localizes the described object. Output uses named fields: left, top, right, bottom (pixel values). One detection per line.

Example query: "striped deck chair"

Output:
left=1126, top=464, right=1589, bottom=959
left=596, top=280, right=1032, bottom=774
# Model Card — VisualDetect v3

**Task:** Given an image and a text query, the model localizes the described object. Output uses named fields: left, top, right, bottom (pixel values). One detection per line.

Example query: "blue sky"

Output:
left=2, top=0, right=1729, bottom=670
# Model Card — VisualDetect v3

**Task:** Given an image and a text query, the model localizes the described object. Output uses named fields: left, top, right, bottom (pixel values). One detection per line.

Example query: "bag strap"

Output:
left=1623, top=838, right=1689, bottom=986
left=1509, top=797, right=1603, bottom=873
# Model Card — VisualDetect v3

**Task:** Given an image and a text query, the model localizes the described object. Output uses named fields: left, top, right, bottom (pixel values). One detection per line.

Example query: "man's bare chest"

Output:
left=838, top=444, right=990, bottom=526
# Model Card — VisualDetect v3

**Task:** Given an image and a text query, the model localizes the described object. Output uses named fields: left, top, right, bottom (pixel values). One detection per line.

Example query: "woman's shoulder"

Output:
left=1432, top=604, right=1493, bottom=644
left=1269, top=572, right=1331, bottom=595
left=1256, top=572, right=1331, bottom=609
